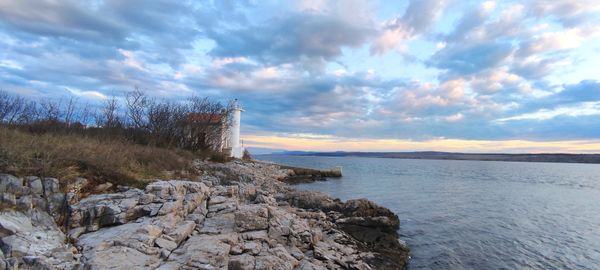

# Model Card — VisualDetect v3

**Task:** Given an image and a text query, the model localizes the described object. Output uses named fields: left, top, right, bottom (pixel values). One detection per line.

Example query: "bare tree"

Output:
left=16, top=101, right=40, bottom=124
left=126, top=87, right=150, bottom=129
left=78, top=103, right=94, bottom=126
left=0, top=91, right=27, bottom=124
left=0, top=91, right=11, bottom=122
left=98, top=96, right=121, bottom=128
left=147, top=101, right=187, bottom=147
left=40, top=99, right=62, bottom=121
left=1, top=89, right=233, bottom=154
left=63, top=95, right=78, bottom=126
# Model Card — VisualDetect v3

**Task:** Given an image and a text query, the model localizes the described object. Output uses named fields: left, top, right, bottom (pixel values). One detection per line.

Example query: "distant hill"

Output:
left=268, top=151, right=600, bottom=164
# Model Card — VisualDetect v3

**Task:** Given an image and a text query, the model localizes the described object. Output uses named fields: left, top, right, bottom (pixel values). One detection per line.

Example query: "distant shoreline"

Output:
left=264, top=151, right=600, bottom=164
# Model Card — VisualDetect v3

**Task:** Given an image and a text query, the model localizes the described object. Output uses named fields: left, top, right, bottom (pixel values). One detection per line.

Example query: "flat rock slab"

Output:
left=167, top=233, right=236, bottom=269
left=235, top=204, right=269, bottom=232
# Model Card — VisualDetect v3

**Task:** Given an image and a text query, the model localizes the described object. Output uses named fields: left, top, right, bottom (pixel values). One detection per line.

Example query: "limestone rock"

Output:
left=255, top=254, right=295, bottom=270
left=41, top=178, right=60, bottom=196
left=228, top=254, right=255, bottom=270
left=240, top=230, right=269, bottom=241
left=199, top=213, right=235, bottom=234
left=0, top=209, right=79, bottom=269
left=0, top=174, right=22, bottom=194
left=242, top=241, right=262, bottom=255
left=24, top=177, right=43, bottom=195
left=235, top=204, right=269, bottom=232
left=155, top=237, right=177, bottom=251
left=69, top=181, right=209, bottom=234
left=77, top=222, right=164, bottom=268
left=167, top=220, right=195, bottom=244
left=286, top=191, right=341, bottom=211
left=167, top=234, right=233, bottom=269
left=296, top=259, right=328, bottom=270
left=0, top=160, right=409, bottom=270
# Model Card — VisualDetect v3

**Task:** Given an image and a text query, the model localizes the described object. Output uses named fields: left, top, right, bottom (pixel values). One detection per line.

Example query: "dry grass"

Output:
left=0, top=126, right=198, bottom=188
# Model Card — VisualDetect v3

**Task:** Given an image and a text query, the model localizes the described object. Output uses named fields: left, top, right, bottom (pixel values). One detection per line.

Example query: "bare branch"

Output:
left=98, top=96, right=121, bottom=128
left=126, top=87, right=150, bottom=129
left=63, top=95, right=78, bottom=126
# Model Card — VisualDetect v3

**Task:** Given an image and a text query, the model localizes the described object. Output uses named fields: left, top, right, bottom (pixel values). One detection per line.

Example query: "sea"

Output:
left=257, top=155, right=600, bottom=270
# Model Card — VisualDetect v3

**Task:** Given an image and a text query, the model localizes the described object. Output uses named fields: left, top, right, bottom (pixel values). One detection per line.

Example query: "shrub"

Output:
left=242, top=149, right=253, bottom=160
left=209, top=151, right=233, bottom=163
left=0, top=126, right=197, bottom=188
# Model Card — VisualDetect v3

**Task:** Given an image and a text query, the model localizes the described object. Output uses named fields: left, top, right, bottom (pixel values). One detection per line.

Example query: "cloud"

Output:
left=66, top=88, right=108, bottom=100
left=517, top=28, right=588, bottom=56
left=469, top=69, right=523, bottom=94
left=428, top=41, right=514, bottom=75
left=444, top=113, right=464, bottom=123
left=371, top=0, right=446, bottom=54
left=208, top=1, right=375, bottom=68
left=494, top=80, right=600, bottom=125
left=0, top=0, right=600, bottom=149
left=445, top=1, right=496, bottom=42
left=546, top=80, right=600, bottom=105
left=511, top=56, right=570, bottom=79
left=529, top=0, right=600, bottom=27
left=0, top=0, right=205, bottom=67
left=244, top=133, right=600, bottom=153
left=496, top=101, right=600, bottom=121
left=0, top=0, right=126, bottom=43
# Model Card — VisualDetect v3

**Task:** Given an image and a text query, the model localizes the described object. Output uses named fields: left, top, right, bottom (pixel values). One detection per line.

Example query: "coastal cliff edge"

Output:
left=0, top=160, right=408, bottom=269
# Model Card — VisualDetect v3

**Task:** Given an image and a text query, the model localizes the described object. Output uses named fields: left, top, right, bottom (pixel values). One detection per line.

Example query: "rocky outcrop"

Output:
left=0, top=174, right=78, bottom=270
left=0, top=160, right=408, bottom=269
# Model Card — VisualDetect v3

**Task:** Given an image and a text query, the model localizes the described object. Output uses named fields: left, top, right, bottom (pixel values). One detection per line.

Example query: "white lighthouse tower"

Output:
left=229, top=100, right=244, bottom=158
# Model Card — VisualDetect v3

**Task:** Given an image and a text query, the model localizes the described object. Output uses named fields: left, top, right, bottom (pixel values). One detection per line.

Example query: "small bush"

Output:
left=242, top=149, right=253, bottom=160
left=209, top=151, right=233, bottom=163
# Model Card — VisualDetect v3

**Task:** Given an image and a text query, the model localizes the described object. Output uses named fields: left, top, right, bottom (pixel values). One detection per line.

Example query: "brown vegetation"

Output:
left=0, top=88, right=234, bottom=151
left=242, top=149, right=253, bottom=160
left=0, top=126, right=197, bottom=188
left=0, top=89, right=238, bottom=187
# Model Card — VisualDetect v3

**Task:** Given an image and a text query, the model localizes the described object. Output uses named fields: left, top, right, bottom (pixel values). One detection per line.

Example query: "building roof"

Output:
left=187, top=112, right=224, bottom=124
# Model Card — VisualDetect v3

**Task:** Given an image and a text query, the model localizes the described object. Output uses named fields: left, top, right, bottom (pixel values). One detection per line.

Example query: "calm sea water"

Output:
left=257, top=155, right=600, bottom=270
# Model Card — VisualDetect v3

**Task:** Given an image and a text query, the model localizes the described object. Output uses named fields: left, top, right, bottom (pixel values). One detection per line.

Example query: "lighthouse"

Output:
left=229, top=100, right=244, bottom=158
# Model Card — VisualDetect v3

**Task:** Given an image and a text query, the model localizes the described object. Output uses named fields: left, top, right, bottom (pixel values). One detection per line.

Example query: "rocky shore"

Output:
left=0, top=160, right=408, bottom=269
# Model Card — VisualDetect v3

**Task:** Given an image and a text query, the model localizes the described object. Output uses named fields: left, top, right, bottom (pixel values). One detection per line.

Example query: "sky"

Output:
left=1, top=0, right=600, bottom=153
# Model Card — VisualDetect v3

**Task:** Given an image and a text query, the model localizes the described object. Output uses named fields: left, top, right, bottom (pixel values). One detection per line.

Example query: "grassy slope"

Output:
left=0, top=126, right=198, bottom=188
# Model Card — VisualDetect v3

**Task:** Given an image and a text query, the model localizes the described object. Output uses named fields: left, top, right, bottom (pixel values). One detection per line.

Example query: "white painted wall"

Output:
left=229, top=106, right=243, bottom=158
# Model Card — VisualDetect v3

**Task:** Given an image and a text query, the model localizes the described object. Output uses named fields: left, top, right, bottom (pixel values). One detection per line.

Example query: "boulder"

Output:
left=240, top=230, right=269, bottom=241
left=0, top=209, right=79, bottom=269
left=41, top=178, right=60, bottom=196
left=199, top=213, right=235, bottom=234
left=228, top=254, right=255, bottom=270
left=69, top=181, right=209, bottom=233
left=286, top=191, right=341, bottom=211
left=296, top=259, right=328, bottom=270
left=341, top=199, right=398, bottom=224
left=77, top=222, right=164, bottom=268
left=155, top=237, right=177, bottom=251
left=167, top=234, right=234, bottom=269
left=167, top=220, right=195, bottom=244
left=235, top=204, right=269, bottom=232
left=0, top=174, right=22, bottom=194
left=24, top=177, right=43, bottom=195
left=255, top=254, right=295, bottom=270
left=242, top=241, right=262, bottom=255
